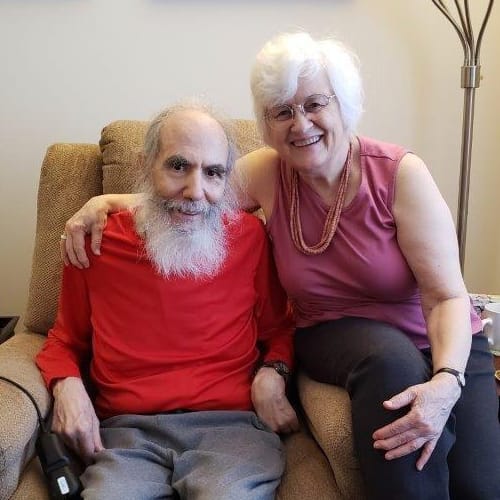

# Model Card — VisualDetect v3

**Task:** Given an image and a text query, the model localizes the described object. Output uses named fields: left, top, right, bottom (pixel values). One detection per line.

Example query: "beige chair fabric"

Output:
left=24, top=144, right=103, bottom=334
left=0, top=333, right=50, bottom=498
left=100, top=120, right=146, bottom=194
left=299, top=374, right=365, bottom=498
left=0, top=118, right=364, bottom=500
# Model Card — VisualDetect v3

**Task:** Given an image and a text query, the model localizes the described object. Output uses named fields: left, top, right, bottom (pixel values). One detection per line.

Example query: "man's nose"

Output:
left=183, top=170, right=204, bottom=201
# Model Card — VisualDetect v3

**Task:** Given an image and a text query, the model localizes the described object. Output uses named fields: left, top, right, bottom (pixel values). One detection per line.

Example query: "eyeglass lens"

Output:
left=268, top=94, right=333, bottom=122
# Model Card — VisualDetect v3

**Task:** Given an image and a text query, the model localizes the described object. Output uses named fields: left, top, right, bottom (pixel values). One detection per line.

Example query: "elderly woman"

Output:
left=62, top=33, right=499, bottom=499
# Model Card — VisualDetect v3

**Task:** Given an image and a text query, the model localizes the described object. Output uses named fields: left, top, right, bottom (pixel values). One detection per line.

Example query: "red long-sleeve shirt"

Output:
left=36, top=211, right=294, bottom=419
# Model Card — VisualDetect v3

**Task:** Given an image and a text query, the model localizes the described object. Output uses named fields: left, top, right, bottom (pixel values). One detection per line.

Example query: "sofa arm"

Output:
left=0, top=332, right=50, bottom=499
left=298, top=372, right=365, bottom=499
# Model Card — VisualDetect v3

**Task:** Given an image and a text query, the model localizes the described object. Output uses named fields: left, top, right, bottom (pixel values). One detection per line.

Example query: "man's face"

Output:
left=137, top=109, right=235, bottom=278
left=150, top=109, right=229, bottom=231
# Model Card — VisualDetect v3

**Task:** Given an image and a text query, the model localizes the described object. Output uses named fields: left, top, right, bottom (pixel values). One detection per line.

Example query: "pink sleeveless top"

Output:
left=266, top=136, right=482, bottom=349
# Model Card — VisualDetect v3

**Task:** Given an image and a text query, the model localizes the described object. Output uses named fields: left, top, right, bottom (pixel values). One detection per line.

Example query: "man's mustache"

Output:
left=158, top=199, right=212, bottom=216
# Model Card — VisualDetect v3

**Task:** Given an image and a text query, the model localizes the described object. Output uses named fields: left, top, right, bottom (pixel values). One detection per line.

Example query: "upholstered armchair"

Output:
left=0, top=119, right=365, bottom=499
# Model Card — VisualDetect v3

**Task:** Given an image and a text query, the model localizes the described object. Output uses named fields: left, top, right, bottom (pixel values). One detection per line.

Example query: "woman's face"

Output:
left=263, top=71, right=349, bottom=177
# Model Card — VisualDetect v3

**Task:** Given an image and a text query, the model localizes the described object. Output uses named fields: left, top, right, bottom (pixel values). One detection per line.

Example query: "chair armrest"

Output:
left=297, top=372, right=365, bottom=499
left=278, top=429, right=339, bottom=500
left=0, top=332, right=50, bottom=498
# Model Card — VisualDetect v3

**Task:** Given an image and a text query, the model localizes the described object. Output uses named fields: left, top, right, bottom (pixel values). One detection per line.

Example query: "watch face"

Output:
left=275, top=362, right=290, bottom=376
left=434, top=367, right=465, bottom=388
left=262, top=361, right=290, bottom=379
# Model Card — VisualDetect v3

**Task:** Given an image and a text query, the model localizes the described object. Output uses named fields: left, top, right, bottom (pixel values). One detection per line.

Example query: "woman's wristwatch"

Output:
left=433, top=367, right=466, bottom=389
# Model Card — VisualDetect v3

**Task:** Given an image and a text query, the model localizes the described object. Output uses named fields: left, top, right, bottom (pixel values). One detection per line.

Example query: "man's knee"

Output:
left=196, top=475, right=281, bottom=500
left=80, top=449, right=173, bottom=500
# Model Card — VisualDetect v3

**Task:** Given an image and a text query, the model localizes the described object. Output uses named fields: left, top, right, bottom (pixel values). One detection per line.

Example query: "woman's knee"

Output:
left=296, top=317, right=429, bottom=389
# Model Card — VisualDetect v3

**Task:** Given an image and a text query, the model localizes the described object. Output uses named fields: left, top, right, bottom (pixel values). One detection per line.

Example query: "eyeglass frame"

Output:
left=264, top=93, right=336, bottom=127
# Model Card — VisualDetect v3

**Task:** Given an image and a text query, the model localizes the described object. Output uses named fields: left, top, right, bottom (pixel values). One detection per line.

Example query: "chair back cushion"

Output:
left=100, top=119, right=263, bottom=195
left=24, top=144, right=102, bottom=333
left=100, top=120, right=147, bottom=194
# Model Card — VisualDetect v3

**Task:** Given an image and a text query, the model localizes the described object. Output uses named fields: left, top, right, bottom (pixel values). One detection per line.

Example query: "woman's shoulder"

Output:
left=234, top=146, right=280, bottom=214
left=238, top=146, right=280, bottom=171
left=358, top=135, right=409, bottom=162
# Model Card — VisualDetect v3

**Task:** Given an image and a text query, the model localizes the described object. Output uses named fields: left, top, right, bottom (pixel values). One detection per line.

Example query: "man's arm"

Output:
left=36, top=263, right=93, bottom=384
left=250, top=228, right=299, bottom=434
left=52, top=377, right=104, bottom=465
left=36, top=263, right=103, bottom=462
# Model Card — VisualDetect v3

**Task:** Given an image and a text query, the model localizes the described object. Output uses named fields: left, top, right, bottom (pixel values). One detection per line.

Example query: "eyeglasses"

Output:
left=265, top=94, right=336, bottom=128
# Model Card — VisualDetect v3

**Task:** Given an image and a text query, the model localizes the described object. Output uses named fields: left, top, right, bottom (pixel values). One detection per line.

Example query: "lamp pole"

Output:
left=431, top=0, right=494, bottom=273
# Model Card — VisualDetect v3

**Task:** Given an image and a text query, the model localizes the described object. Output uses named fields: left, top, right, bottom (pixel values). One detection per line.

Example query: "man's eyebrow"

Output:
left=204, top=163, right=227, bottom=172
left=165, top=155, right=189, bottom=168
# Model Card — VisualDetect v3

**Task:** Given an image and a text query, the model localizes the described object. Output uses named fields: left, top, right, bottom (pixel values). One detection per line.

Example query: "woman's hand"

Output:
left=61, top=193, right=142, bottom=268
left=52, top=377, right=104, bottom=465
left=61, top=195, right=110, bottom=268
left=372, top=374, right=461, bottom=471
left=251, top=367, right=299, bottom=434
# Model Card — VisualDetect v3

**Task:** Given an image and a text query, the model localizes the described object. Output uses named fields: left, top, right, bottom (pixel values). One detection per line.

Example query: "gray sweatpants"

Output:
left=81, top=410, right=284, bottom=500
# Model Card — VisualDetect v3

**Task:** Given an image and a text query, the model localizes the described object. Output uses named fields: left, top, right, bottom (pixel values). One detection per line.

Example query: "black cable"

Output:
left=0, top=375, right=82, bottom=498
left=0, top=375, right=48, bottom=433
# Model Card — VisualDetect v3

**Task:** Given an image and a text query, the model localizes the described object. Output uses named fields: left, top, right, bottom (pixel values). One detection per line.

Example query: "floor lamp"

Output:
left=431, top=0, right=495, bottom=273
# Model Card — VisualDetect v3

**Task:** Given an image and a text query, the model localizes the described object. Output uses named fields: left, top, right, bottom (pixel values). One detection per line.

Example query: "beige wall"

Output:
left=1, top=0, right=499, bottom=324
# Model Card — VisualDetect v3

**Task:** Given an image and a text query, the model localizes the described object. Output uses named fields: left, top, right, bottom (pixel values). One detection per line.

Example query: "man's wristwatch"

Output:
left=257, top=360, right=290, bottom=384
left=433, top=367, right=466, bottom=389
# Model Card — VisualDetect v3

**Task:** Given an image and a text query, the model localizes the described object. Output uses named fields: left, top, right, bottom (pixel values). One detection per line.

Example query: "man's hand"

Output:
left=52, top=377, right=104, bottom=464
left=61, top=196, right=111, bottom=269
left=372, top=374, right=460, bottom=470
left=251, top=367, right=299, bottom=434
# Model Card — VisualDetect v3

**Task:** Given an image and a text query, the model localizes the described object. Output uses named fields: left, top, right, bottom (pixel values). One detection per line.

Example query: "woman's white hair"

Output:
left=250, top=32, right=364, bottom=136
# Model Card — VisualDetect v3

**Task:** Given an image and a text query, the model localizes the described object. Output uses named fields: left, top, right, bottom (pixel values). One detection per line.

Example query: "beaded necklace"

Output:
left=289, top=143, right=352, bottom=255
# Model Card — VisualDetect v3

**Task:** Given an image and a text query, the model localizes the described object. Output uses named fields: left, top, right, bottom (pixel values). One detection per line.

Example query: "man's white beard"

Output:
left=135, top=191, right=236, bottom=279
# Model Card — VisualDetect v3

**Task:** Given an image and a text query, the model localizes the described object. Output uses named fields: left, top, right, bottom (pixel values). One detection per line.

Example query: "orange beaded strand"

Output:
left=289, top=143, right=352, bottom=255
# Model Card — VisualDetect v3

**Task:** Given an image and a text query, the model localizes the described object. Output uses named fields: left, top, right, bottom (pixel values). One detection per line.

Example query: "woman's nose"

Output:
left=290, top=108, right=313, bottom=131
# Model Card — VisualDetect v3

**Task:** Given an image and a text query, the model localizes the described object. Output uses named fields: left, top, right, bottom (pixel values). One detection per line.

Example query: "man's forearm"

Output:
left=51, top=376, right=104, bottom=463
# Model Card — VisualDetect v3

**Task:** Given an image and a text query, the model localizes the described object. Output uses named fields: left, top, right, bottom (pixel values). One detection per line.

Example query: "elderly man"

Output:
left=36, top=102, right=298, bottom=500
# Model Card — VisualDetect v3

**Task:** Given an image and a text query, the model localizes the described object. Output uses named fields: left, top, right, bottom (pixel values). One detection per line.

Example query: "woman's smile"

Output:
left=290, top=135, right=322, bottom=147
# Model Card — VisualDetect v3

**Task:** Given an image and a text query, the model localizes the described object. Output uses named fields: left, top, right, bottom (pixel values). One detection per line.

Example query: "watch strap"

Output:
left=257, top=360, right=290, bottom=384
left=433, top=367, right=465, bottom=388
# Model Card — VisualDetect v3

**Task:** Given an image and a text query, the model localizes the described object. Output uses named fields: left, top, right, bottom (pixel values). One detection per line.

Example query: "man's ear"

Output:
left=137, top=152, right=151, bottom=179
left=137, top=151, right=146, bottom=171
left=135, top=152, right=150, bottom=188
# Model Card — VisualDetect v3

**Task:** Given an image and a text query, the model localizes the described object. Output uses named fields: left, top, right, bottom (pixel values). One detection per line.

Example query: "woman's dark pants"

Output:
left=295, top=317, right=500, bottom=500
